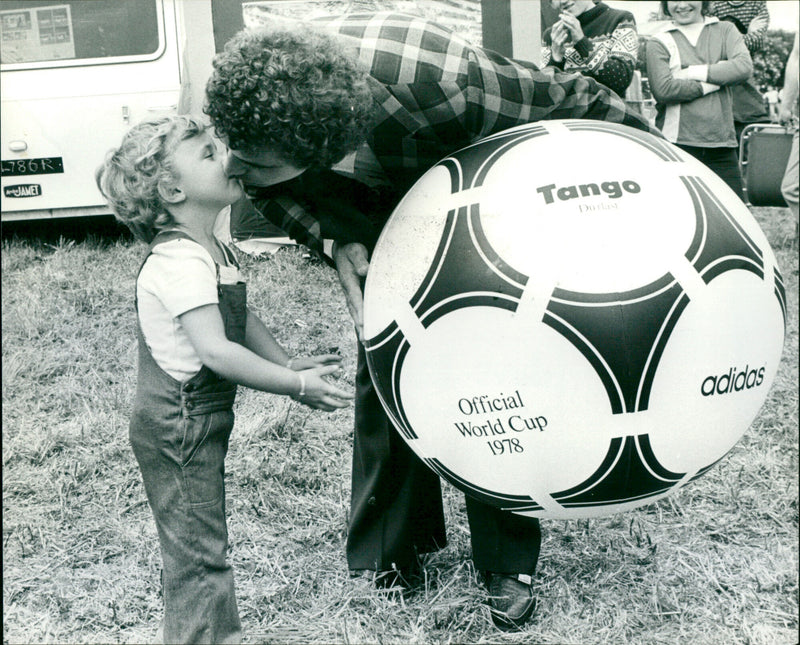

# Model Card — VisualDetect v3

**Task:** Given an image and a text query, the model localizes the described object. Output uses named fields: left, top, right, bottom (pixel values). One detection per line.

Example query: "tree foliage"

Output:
left=752, top=30, right=796, bottom=89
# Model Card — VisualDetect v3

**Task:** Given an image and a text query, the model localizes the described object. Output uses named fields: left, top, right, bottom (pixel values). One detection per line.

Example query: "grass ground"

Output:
left=2, top=206, right=797, bottom=644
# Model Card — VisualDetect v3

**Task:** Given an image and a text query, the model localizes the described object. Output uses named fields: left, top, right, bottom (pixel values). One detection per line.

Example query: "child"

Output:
left=646, top=0, right=752, bottom=199
left=96, top=115, right=352, bottom=644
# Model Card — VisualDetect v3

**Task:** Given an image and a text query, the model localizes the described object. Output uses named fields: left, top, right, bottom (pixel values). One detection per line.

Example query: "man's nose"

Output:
left=224, top=153, right=248, bottom=178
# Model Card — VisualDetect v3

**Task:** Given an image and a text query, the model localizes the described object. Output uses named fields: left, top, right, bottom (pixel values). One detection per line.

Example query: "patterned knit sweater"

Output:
left=709, top=1, right=769, bottom=53
left=542, top=1, right=638, bottom=97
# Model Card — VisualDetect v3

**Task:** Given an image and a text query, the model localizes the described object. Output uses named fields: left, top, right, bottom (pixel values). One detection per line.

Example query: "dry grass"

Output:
left=2, top=206, right=797, bottom=644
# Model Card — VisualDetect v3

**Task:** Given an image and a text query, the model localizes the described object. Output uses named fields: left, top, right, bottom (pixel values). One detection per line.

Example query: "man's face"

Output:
left=224, top=144, right=306, bottom=188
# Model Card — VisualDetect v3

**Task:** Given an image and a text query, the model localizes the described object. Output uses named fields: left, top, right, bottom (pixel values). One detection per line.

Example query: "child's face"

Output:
left=550, top=0, right=594, bottom=16
left=170, top=131, right=243, bottom=209
left=667, top=1, right=705, bottom=24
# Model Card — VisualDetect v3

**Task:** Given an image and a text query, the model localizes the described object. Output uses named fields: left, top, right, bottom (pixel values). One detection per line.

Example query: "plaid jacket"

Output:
left=246, top=12, right=660, bottom=260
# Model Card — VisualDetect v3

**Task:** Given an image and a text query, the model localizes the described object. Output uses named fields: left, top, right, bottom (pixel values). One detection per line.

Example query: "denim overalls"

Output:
left=129, top=231, right=246, bottom=644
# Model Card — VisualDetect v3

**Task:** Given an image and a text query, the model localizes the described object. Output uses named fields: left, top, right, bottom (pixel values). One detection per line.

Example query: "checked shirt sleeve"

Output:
left=326, top=12, right=659, bottom=184
left=468, top=46, right=657, bottom=139
left=245, top=188, right=333, bottom=265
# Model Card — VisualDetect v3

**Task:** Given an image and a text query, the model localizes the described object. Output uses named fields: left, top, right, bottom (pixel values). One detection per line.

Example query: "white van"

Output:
left=1, top=0, right=534, bottom=225
left=0, top=0, right=218, bottom=222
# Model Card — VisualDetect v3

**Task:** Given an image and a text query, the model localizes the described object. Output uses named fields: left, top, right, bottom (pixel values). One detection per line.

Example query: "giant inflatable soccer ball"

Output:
left=362, top=120, right=786, bottom=519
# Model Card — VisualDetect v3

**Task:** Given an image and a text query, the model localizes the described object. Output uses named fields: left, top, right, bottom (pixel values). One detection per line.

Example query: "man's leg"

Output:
left=346, top=341, right=447, bottom=577
left=467, top=497, right=541, bottom=630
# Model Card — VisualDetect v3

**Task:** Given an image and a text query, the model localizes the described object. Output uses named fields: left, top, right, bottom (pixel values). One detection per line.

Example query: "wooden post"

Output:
left=176, top=0, right=245, bottom=115
left=211, top=0, right=245, bottom=53
left=481, top=0, right=542, bottom=65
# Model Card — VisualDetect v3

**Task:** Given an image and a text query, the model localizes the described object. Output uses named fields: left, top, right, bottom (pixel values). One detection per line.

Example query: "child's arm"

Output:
left=244, top=308, right=291, bottom=366
left=179, top=304, right=352, bottom=411
left=244, top=308, right=342, bottom=370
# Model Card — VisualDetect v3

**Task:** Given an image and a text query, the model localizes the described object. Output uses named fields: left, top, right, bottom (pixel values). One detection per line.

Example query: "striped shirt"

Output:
left=245, top=12, right=660, bottom=261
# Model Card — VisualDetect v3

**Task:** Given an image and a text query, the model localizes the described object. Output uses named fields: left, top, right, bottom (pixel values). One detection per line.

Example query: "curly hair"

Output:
left=204, top=25, right=376, bottom=169
left=95, top=116, right=204, bottom=243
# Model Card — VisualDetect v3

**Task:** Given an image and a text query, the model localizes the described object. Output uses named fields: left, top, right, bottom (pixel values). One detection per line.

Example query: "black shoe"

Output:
left=486, top=572, right=537, bottom=631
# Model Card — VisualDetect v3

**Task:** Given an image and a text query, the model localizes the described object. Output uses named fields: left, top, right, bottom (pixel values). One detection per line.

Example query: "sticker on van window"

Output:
left=1, top=157, right=63, bottom=176
left=4, top=184, right=42, bottom=198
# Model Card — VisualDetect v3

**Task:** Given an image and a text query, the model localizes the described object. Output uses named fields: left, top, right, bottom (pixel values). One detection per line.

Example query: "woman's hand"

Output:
left=558, top=11, right=585, bottom=44
left=747, top=14, right=768, bottom=35
left=550, top=21, right=570, bottom=62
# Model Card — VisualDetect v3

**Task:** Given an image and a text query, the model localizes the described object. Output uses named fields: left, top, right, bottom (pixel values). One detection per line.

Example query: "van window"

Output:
left=0, top=0, right=159, bottom=66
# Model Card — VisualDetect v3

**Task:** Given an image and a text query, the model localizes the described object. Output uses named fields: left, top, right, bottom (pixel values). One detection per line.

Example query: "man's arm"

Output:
left=470, top=44, right=659, bottom=139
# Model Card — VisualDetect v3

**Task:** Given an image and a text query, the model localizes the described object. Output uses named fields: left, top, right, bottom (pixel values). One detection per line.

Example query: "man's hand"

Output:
left=333, top=242, right=370, bottom=342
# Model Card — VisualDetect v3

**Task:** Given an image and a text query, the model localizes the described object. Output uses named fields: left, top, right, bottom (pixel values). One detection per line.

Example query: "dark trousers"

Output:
left=677, top=145, right=745, bottom=201
left=346, top=341, right=541, bottom=575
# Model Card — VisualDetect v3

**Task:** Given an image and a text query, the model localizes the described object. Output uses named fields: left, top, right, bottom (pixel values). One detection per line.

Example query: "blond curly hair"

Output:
left=95, top=116, right=204, bottom=243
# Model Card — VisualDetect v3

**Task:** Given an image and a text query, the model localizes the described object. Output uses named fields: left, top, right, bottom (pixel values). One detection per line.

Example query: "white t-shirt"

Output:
left=137, top=237, right=243, bottom=382
left=764, top=89, right=779, bottom=105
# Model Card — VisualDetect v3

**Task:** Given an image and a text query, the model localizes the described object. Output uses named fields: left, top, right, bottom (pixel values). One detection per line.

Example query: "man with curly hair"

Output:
left=205, top=12, right=658, bottom=631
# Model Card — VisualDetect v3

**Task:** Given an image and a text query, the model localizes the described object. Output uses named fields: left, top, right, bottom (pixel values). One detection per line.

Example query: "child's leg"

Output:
left=130, top=409, right=241, bottom=644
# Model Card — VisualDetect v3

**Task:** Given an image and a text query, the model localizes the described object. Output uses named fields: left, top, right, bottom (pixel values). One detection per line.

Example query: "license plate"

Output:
left=1, top=157, right=64, bottom=177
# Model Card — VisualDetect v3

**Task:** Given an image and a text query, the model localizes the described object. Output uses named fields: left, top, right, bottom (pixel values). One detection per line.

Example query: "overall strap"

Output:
left=135, top=230, right=196, bottom=303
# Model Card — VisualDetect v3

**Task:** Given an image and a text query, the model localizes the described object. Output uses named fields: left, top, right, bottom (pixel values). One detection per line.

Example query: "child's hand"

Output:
left=288, top=354, right=342, bottom=370
left=292, top=365, right=353, bottom=411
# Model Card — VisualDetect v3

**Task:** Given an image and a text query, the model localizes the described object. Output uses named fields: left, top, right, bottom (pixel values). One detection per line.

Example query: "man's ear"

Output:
left=158, top=180, right=186, bottom=205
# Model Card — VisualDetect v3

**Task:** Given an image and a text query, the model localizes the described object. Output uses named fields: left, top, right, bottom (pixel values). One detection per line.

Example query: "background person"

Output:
left=96, top=115, right=352, bottom=644
left=646, top=0, right=753, bottom=199
left=708, top=0, right=770, bottom=141
left=205, top=12, right=657, bottom=631
left=764, top=84, right=780, bottom=122
left=777, top=30, right=799, bottom=229
left=542, top=0, right=639, bottom=98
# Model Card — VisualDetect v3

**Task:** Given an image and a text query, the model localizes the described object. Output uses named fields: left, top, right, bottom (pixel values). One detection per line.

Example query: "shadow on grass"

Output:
left=1, top=215, right=133, bottom=247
